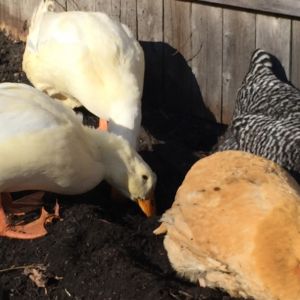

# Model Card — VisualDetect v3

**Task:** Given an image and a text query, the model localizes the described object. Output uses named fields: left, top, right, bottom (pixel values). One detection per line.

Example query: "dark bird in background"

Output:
left=217, top=49, right=300, bottom=173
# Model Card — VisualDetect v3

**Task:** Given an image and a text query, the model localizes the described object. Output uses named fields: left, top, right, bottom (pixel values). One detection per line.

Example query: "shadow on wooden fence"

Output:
left=140, top=41, right=226, bottom=211
left=141, top=40, right=217, bottom=130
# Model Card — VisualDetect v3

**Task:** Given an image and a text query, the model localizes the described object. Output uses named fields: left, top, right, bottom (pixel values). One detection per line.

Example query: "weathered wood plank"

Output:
left=53, top=0, right=67, bottom=11
left=191, top=3, right=222, bottom=122
left=222, top=9, right=255, bottom=124
left=0, top=1, right=13, bottom=36
left=164, top=0, right=192, bottom=59
left=164, top=0, right=198, bottom=116
left=68, top=0, right=94, bottom=11
left=9, top=0, right=22, bottom=38
left=137, top=0, right=163, bottom=110
left=0, top=0, right=39, bottom=40
left=256, top=15, right=291, bottom=76
left=137, top=0, right=162, bottom=41
left=19, top=0, right=40, bottom=38
left=0, top=2, right=5, bottom=34
left=95, top=0, right=112, bottom=13
left=0, top=0, right=66, bottom=40
left=291, top=20, right=300, bottom=89
left=179, top=0, right=300, bottom=18
left=110, top=0, right=121, bottom=19
left=95, top=0, right=121, bottom=20
left=120, top=0, right=137, bottom=37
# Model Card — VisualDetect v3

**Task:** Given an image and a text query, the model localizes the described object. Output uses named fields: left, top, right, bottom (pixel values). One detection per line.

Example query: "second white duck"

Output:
left=0, top=83, right=156, bottom=239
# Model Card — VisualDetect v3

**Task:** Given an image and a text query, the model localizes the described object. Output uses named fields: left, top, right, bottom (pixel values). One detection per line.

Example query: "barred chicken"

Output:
left=218, top=49, right=300, bottom=173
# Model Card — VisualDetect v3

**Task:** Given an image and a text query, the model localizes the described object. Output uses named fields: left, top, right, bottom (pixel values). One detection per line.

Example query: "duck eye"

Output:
left=142, top=175, right=148, bottom=181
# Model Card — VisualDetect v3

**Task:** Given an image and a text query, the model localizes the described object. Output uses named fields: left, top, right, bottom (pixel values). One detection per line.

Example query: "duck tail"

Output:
left=27, top=0, right=55, bottom=51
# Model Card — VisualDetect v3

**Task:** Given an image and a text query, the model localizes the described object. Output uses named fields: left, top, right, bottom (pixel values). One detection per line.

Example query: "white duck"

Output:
left=155, top=151, right=300, bottom=300
left=0, top=82, right=156, bottom=239
left=23, top=0, right=144, bottom=149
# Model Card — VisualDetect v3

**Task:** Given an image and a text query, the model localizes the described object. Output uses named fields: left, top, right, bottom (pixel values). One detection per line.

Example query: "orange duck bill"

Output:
left=137, top=194, right=156, bottom=217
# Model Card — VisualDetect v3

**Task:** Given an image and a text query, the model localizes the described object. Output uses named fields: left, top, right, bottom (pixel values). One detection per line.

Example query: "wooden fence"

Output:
left=0, top=0, right=300, bottom=124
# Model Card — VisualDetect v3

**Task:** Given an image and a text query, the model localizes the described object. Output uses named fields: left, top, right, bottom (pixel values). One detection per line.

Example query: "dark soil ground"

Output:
left=0, top=32, right=241, bottom=300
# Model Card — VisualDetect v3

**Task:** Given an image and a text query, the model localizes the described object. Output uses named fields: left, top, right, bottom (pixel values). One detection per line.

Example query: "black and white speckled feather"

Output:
left=234, top=49, right=300, bottom=119
left=219, top=114, right=300, bottom=172
left=218, top=49, right=300, bottom=173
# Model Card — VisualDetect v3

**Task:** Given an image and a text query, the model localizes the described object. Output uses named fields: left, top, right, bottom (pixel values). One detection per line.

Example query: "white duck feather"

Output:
left=23, top=0, right=144, bottom=148
left=0, top=83, right=155, bottom=208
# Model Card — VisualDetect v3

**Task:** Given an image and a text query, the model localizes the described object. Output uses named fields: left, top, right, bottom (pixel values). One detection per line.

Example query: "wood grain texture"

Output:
left=0, top=1, right=14, bottom=36
left=0, top=0, right=66, bottom=40
left=179, top=0, right=300, bottom=18
left=19, top=0, right=40, bottom=38
left=120, top=0, right=137, bottom=37
left=69, top=0, right=94, bottom=11
left=8, top=0, right=22, bottom=38
left=291, top=20, right=300, bottom=89
left=95, top=0, right=121, bottom=20
left=138, top=0, right=162, bottom=41
left=256, top=15, right=291, bottom=76
left=164, top=0, right=192, bottom=58
left=0, top=1, right=7, bottom=24
left=222, top=9, right=255, bottom=123
left=191, top=3, right=222, bottom=122
left=0, top=0, right=40, bottom=40
left=137, top=0, right=163, bottom=110
left=53, top=0, right=67, bottom=11
left=164, top=0, right=197, bottom=115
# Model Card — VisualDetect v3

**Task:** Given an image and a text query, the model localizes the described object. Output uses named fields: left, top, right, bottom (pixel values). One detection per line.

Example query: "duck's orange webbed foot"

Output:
left=0, top=193, right=60, bottom=239
left=98, top=119, right=108, bottom=131
left=2, top=191, right=44, bottom=215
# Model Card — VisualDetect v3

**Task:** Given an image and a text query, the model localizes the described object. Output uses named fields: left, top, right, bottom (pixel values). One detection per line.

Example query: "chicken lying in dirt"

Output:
left=155, top=150, right=300, bottom=300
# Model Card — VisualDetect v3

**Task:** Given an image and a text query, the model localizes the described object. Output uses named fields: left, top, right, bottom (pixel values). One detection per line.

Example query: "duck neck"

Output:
left=84, top=127, right=131, bottom=178
left=109, top=101, right=141, bottom=149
